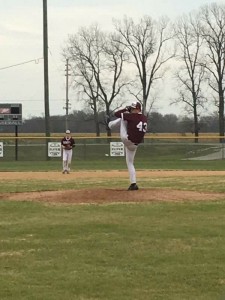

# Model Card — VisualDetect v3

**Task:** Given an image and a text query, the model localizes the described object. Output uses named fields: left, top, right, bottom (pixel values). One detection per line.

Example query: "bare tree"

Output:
left=114, top=15, right=175, bottom=114
left=173, top=13, right=206, bottom=142
left=63, top=25, right=128, bottom=136
left=97, top=31, right=130, bottom=132
left=75, top=57, right=103, bottom=136
left=199, top=3, right=225, bottom=140
left=63, top=25, right=102, bottom=135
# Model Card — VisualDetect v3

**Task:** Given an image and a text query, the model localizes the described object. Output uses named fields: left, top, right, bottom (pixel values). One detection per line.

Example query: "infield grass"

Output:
left=1, top=200, right=225, bottom=300
left=1, top=173, right=225, bottom=194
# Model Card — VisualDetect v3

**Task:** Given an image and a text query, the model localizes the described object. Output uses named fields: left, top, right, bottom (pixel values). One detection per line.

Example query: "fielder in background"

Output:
left=108, top=102, right=147, bottom=190
left=61, top=130, right=75, bottom=174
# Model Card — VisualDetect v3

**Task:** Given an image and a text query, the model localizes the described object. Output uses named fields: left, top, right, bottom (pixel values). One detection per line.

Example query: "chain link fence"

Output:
left=0, top=136, right=225, bottom=161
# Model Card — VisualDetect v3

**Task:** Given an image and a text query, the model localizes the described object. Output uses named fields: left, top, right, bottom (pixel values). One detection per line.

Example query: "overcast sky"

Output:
left=0, top=0, right=222, bottom=119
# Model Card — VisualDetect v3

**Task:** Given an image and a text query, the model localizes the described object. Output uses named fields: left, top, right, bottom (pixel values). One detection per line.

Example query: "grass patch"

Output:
left=1, top=175, right=225, bottom=194
left=1, top=201, right=225, bottom=299
left=2, top=155, right=225, bottom=172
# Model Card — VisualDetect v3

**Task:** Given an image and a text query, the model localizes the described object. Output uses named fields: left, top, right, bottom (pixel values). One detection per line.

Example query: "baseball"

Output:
left=105, top=154, right=109, bottom=156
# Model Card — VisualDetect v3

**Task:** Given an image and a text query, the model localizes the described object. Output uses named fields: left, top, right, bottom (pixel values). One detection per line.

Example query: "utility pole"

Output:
left=43, top=0, right=51, bottom=159
left=64, top=58, right=71, bottom=130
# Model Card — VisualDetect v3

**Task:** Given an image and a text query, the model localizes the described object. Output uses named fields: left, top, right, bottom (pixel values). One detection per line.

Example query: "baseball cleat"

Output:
left=128, top=183, right=139, bottom=191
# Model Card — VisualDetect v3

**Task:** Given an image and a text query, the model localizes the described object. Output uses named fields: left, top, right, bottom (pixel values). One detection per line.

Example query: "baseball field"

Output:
left=1, top=167, right=225, bottom=299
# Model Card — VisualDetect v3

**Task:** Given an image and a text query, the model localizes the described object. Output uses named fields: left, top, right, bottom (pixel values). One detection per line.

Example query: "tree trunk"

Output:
left=106, top=106, right=111, bottom=138
left=193, top=92, right=199, bottom=143
left=95, top=118, right=100, bottom=137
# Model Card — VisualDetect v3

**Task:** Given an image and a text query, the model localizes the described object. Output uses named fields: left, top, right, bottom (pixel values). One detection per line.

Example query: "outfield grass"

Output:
left=1, top=156, right=225, bottom=172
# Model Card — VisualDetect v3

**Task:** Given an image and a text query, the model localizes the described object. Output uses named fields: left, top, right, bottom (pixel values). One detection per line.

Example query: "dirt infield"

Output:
left=1, top=170, right=225, bottom=204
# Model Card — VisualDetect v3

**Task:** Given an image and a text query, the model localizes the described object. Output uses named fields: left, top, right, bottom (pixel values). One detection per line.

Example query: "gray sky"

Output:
left=0, top=0, right=221, bottom=119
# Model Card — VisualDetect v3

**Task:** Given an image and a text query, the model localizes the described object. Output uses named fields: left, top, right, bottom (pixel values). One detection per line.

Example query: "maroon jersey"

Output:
left=61, top=136, right=75, bottom=149
left=115, top=109, right=147, bottom=144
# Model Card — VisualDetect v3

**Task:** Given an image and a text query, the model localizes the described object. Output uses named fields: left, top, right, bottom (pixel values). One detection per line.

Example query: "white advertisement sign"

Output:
left=110, top=142, right=124, bottom=156
left=48, top=142, right=61, bottom=157
left=0, top=142, right=3, bottom=157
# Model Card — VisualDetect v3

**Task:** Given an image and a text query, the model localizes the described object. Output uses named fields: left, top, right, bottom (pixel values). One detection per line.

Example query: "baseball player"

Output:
left=61, top=130, right=75, bottom=174
left=108, top=101, right=147, bottom=190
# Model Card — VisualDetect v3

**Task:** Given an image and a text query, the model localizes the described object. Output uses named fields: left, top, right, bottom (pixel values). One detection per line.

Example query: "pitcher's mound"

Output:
left=1, top=188, right=224, bottom=204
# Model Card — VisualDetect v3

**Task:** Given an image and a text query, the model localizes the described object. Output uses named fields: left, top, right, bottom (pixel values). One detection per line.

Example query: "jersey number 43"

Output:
left=136, top=121, right=147, bottom=132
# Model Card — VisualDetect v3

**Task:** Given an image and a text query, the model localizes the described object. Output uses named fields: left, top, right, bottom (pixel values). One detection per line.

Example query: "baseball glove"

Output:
left=125, top=106, right=132, bottom=113
left=64, top=145, right=72, bottom=150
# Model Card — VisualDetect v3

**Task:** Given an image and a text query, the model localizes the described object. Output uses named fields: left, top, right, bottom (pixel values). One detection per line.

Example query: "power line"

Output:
left=0, top=99, right=68, bottom=102
left=0, top=57, right=43, bottom=71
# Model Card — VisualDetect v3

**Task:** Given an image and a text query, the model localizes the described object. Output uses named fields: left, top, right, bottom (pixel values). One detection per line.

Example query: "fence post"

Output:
left=15, top=125, right=18, bottom=161
left=222, top=140, right=224, bottom=160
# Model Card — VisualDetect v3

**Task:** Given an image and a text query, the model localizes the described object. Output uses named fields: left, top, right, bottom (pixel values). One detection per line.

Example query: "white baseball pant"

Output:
left=109, top=119, right=137, bottom=184
left=62, top=149, right=73, bottom=171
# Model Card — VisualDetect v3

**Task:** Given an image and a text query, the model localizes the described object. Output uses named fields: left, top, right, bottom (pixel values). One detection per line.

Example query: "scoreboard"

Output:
left=0, top=104, right=22, bottom=125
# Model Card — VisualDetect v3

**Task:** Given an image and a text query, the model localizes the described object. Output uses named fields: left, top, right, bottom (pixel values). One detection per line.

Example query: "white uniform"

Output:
left=61, top=131, right=75, bottom=174
left=109, top=118, right=137, bottom=184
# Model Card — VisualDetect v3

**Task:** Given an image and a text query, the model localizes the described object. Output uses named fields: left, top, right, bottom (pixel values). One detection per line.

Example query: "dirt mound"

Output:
left=1, top=188, right=224, bottom=204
